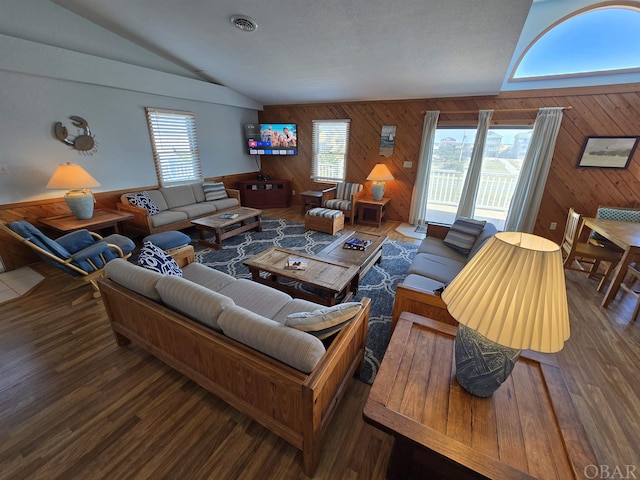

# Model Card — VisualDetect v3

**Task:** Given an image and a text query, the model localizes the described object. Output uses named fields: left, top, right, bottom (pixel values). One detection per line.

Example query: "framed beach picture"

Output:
left=379, top=125, right=396, bottom=157
left=577, top=136, right=639, bottom=168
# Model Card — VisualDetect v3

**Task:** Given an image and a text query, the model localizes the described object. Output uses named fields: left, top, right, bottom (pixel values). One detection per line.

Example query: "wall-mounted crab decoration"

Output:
left=54, top=116, right=98, bottom=155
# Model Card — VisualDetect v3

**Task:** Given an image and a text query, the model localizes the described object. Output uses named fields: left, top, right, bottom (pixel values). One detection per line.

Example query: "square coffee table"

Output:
left=191, top=207, right=263, bottom=249
left=243, top=247, right=360, bottom=306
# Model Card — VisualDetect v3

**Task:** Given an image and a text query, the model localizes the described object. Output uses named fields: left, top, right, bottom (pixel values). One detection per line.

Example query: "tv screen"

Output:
left=245, top=123, right=297, bottom=155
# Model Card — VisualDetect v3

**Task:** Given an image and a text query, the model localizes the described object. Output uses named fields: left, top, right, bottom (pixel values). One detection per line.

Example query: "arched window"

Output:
left=510, top=4, right=640, bottom=81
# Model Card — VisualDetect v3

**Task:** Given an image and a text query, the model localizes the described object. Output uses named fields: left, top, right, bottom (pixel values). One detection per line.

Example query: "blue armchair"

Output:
left=1, top=221, right=135, bottom=304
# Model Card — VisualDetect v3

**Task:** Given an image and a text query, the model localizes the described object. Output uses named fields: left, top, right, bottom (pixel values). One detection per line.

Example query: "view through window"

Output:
left=145, top=108, right=202, bottom=187
left=311, top=119, right=350, bottom=182
left=427, top=127, right=532, bottom=228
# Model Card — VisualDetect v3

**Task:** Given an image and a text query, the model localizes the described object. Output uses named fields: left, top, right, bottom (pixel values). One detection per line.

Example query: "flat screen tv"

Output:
left=245, top=123, right=297, bottom=155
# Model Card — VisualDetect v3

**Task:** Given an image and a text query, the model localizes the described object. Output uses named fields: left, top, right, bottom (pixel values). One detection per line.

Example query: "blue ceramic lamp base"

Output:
left=454, top=323, right=521, bottom=397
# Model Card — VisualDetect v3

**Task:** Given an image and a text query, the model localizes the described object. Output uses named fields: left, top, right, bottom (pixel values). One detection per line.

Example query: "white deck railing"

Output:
left=428, top=170, right=519, bottom=213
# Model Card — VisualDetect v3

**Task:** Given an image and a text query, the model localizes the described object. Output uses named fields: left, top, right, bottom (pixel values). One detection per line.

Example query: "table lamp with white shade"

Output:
left=46, top=162, right=101, bottom=220
left=441, top=231, right=570, bottom=397
left=366, top=164, right=394, bottom=201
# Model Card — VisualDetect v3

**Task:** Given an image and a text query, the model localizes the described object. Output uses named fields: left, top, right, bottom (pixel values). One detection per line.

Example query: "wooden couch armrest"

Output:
left=225, top=188, right=241, bottom=204
left=302, top=296, right=370, bottom=474
left=426, top=222, right=450, bottom=240
left=391, top=283, right=456, bottom=332
left=116, top=202, right=153, bottom=233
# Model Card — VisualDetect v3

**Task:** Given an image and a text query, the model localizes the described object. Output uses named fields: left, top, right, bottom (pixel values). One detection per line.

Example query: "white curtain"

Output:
left=504, top=107, right=564, bottom=232
left=456, top=109, right=493, bottom=219
left=409, top=111, right=440, bottom=225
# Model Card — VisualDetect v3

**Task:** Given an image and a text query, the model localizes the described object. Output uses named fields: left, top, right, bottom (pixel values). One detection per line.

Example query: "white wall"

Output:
left=0, top=1, right=262, bottom=205
left=0, top=68, right=260, bottom=204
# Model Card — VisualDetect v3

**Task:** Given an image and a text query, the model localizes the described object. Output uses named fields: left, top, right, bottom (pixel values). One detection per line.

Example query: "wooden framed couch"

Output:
left=116, top=182, right=241, bottom=236
left=391, top=220, right=498, bottom=331
left=98, top=257, right=370, bottom=476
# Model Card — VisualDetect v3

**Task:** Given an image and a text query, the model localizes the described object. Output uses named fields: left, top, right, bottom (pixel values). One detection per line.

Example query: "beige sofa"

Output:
left=391, top=221, right=498, bottom=330
left=116, top=182, right=241, bottom=236
left=98, top=258, right=370, bottom=476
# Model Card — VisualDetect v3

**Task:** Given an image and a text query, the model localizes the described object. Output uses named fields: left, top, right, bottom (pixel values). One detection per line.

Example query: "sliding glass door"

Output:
left=426, top=127, right=532, bottom=229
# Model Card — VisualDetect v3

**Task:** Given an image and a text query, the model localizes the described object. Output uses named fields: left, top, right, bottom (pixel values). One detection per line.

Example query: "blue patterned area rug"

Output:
left=191, top=217, right=418, bottom=384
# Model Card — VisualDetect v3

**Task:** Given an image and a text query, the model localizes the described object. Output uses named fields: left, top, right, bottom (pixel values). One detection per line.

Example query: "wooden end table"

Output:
left=300, top=190, right=324, bottom=214
left=39, top=209, right=134, bottom=234
left=363, top=312, right=596, bottom=480
left=191, top=207, right=262, bottom=250
left=357, top=197, right=390, bottom=227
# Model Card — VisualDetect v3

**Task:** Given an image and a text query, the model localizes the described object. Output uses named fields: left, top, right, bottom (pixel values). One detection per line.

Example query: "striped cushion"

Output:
left=218, top=306, right=326, bottom=373
left=324, top=199, right=351, bottom=211
left=155, top=275, right=234, bottom=332
left=443, top=218, right=486, bottom=256
left=336, top=182, right=363, bottom=200
left=307, top=207, right=343, bottom=219
left=285, top=302, right=362, bottom=339
left=202, top=182, right=228, bottom=201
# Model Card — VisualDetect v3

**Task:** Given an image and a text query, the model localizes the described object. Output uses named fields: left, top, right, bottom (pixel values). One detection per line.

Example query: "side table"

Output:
left=363, top=312, right=596, bottom=480
left=39, top=209, right=134, bottom=234
left=300, top=190, right=324, bottom=214
left=357, top=197, right=390, bottom=227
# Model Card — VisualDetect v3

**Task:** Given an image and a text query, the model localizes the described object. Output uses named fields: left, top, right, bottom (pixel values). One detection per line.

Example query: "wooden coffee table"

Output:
left=191, top=207, right=263, bottom=249
left=364, top=312, right=596, bottom=480
left=316, top=230, right=387, bottom=292
left=243, top=247, right=360, bottom=306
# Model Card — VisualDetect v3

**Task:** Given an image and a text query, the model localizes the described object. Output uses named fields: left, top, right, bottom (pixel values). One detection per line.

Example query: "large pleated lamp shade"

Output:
left=46, top=162, right=100, bottom=220
left=441, top=231, right=570, bottom=397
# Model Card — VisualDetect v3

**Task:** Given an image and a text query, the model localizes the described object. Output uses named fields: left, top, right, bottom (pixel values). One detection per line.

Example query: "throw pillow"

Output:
left=137, top=240, right=183, bottom=276
left=202, top=182, right=228, bottom=201
left=126, top=191, right=160, bottom=215
left=285, top=302, right=362, bottom=339
left=443, top=217, right=487, bottom=256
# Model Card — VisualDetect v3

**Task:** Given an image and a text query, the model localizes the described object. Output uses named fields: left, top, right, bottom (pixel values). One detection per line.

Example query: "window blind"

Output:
left=145, top=108, right=202, bottom=187
left=311, top=119, right=350, bottom=182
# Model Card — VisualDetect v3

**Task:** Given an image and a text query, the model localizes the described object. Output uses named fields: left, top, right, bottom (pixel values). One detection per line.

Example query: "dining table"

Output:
left=583, top=217, right=640, bottom=307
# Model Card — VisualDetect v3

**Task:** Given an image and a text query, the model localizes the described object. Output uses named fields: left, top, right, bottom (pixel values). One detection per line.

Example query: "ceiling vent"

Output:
left=231, top=15, right=258, bottom=32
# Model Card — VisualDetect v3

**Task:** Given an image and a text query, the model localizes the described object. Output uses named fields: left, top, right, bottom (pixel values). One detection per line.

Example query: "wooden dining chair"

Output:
left=619, top=263, right=640, bottom=322
left=561, top=208, right=624, bottom=291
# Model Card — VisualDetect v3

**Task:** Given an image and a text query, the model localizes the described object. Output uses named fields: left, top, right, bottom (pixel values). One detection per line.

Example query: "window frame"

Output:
left=311, top=119, right=351, bottom=183
left=509, top=4, right=640, bottom=82
left=145, top=107, right=202, bottom=187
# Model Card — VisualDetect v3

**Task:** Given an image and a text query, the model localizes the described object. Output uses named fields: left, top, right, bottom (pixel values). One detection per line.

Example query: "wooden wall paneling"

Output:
left=3, top=84, right=639, bottom=270
left=262, top=84, right=640, bottom=243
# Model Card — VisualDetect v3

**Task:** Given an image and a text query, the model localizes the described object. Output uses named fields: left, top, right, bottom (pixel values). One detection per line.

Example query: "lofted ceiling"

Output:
left=53, top=0, right=537, bottom=105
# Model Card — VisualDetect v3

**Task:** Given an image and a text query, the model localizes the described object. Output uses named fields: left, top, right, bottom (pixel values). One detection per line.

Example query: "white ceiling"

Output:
left=53, top=0, right=535, bottom=105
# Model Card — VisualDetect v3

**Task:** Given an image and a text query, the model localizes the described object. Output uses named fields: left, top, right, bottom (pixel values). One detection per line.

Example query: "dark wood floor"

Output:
left=1, top=207, right=639, bottom=479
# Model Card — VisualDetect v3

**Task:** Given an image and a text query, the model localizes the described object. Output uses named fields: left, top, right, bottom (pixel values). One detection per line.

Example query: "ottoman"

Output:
left=305, top=208, right=344, bottom=235
left=143, top=231, right=194, bottom=267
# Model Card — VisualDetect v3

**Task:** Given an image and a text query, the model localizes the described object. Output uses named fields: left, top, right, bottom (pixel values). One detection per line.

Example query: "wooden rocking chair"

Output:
left=1, top=220, right=135, bottom=304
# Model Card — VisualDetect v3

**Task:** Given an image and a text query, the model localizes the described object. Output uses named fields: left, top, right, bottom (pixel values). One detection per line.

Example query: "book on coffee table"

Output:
left=219, top=213, right=239, bottom=219
left=343, top=238, right=372, bottom=251
left=285, top=256, right=308, bottom=270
